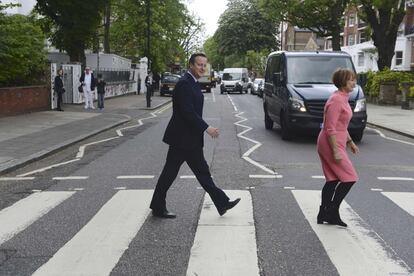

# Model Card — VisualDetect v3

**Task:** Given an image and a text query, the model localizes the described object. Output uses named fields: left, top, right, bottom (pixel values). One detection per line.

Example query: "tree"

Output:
left=203, top=37, right=224, bottom=71
left=0, top=7, right=46, bottom=87
left=35, top=0, right=105, bottom=64
left=215, top=0, right=278, bottom=56
left=357, top=0, right=407, bottom=70
left=260, top=0, right=349, bottom=51
left=110, top=0, right=194, bottom=73
left=179, top=13, right=205, bottom=64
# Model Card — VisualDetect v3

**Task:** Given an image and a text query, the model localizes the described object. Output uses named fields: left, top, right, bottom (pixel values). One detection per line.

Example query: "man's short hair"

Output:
left=189, top=53, right=207, bottom=65
left=332, top=68, right=356, bottom=89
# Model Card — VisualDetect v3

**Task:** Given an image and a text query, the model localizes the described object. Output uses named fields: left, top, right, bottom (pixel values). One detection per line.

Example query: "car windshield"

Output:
left=162, top=76, right=180, bottom=83
left=222, top=73, right=242, bottom=81
left=254, top=78, right=264, bottom=84
left=286, top=56, right=355, bottom=84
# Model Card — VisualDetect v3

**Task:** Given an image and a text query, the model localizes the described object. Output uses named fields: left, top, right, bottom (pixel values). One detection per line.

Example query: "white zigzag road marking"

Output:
left=233, top=108, right=278, bottom=175
left=18, top=104, right=172, bottom=177
left=366, top=127, right=414, bottom=146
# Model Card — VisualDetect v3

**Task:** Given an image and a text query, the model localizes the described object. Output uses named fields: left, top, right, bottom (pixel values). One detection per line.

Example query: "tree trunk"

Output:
left=68, top=41, right=86, bottom=65
left=103, top=0, right=111, bottom=53
left=360, top=1, right=405, bottom=70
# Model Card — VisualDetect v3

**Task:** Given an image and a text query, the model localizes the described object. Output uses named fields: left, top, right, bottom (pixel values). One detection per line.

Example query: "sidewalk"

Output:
left=0, top=93, right=171, bottom=174
left=366, top=103, right=414, bottom=138
left=0, top=98, right=412, bottom=175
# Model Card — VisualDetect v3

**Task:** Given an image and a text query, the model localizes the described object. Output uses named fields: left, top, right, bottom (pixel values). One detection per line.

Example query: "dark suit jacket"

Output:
left=54, top=76, right=65, bottom=94
left=163, top=72, right=209, bottom=150
left=80, top=72, right=96, bottom=91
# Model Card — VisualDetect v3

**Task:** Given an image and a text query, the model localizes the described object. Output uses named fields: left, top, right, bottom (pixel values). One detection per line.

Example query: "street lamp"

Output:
left=145, top=0, right=151, bottom=108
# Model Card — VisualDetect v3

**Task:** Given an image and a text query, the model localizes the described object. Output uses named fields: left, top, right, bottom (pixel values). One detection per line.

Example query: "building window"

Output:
left=348, top=14, right=356, bottom=26
left=359, top=31, right=367, bottom=43
left=395, top=51, right=403, bottom=66
left=347, top=34, right=355, bottom=46
left=358, top=52, right=364, bottom=67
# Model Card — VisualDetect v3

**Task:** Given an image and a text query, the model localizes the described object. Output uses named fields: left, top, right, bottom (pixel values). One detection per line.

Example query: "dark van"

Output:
left=263, top=51, right=367, bottom=141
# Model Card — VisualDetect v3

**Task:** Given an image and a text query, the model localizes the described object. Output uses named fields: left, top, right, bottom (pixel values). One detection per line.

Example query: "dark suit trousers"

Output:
left=150, top=146, right=229, bottom=212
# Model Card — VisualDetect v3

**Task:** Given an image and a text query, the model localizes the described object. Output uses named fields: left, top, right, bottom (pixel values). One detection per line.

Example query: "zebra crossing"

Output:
left=0, top=189, right=413, bottom=275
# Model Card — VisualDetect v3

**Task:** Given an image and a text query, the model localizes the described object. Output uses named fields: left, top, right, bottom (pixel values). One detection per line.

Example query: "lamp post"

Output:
left=145, top=0, right=151, bottom=107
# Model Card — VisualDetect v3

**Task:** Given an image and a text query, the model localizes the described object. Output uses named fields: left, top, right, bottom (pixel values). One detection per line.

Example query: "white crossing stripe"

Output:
left=180, top=175, right=196, bottom=179
left=0, top=191, right=75, bottom=245
left=116, top=175, right=154, bottom=179
left=187, top=190, right=259, bottom=276
left=382, top=192, right=414, bottom=217
left=52, top=176, right=88, bottom=180
left=0, top=177, right=35, bottom=181
left=32, top=190, right=152, bottom=276
left=312, top=175, right=325, bottom=179
left=249, top=174, right=283, bottom=179
left=378, top=177, right=414, bottom=181
left=291, top=190, right=411, bottom=276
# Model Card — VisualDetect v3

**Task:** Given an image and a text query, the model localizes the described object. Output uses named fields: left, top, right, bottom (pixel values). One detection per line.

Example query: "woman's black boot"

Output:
left=317, top=180, right=338, bottom=224
left=327, top=182, right=355, bottom=227
left=317, top=205, right=328, bottom=224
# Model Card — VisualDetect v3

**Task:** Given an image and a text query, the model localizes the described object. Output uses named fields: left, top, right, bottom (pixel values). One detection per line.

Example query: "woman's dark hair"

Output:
left=189, top=53, right=207, bottom=65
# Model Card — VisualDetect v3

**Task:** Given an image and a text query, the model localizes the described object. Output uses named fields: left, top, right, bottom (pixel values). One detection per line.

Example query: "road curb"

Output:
left=0, top=116, right=131, bottom=175
left=367, top=122, right=414, bottom=139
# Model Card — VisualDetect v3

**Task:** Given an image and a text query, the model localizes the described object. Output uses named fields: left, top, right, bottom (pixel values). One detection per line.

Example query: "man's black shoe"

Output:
left=218, top=198, right=241, bottom=216
left=152, top=210, right=176, bottom=219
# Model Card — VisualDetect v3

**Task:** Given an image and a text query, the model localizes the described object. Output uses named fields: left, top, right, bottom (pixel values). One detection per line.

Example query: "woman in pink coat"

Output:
left=317, top=68, right=360, bottom=227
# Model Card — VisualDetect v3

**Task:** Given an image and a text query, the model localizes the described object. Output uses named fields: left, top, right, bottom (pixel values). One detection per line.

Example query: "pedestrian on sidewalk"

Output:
left=80, top=67, right=96, bottom=109
left=96, top=73, right=106, bottom=110
left=317, top=68, right=360, bottom=227
left=53, top=68, right=65, bottom=111
left=149, top=53, right=241, bottom=219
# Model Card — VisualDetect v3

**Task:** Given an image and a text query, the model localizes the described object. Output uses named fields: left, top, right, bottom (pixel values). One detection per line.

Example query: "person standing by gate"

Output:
left=54, top=68, right=65, bottom=111
left=149, top=53, right=241, bottom=218
left=80, top=67, right=96, bottom=109
left=96, top=73, right=106, bottom=110
left=316, top=68, right=360, bottom=227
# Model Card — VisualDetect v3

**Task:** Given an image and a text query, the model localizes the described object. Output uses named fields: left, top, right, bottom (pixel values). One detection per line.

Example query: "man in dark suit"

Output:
left=150, top=53, right=240, bottom=218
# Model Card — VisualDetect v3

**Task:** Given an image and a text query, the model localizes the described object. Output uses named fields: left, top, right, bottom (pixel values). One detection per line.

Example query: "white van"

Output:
left=220, top=68, right=249, bottom=94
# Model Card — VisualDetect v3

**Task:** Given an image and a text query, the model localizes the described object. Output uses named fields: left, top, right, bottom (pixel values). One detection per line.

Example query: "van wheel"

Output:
left=351, top=130, right=364, bottom=142
left=280, top=113, right=292, bottom=140
left=264, top=108, right=273, bottom=130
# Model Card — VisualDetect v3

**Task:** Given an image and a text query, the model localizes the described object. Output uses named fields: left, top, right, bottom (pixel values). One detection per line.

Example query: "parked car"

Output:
left=220, top=68, right=249, bottom=94
left=263, top=51, right=367, bottom=141
left=252, top=78, right=264, bottom=96
left=160, top=74, right=180, bottom=96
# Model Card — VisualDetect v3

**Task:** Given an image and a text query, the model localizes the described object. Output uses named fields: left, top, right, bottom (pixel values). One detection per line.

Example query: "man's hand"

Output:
left=333, top=150, right=342, bottom=163
left=206, top=126, right=219, bottom=138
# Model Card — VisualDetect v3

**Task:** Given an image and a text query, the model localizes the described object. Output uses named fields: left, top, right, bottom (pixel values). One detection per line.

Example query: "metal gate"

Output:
left=62, top=65, right=74, bottom=104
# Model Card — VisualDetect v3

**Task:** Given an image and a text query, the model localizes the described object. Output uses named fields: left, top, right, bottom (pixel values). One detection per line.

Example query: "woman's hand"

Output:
left=349, top=142, right=359, bottom=154
left=333, top=150, right=342, bottom=163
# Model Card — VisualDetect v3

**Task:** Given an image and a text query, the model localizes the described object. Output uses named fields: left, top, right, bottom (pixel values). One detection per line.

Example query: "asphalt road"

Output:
left=0, top=87, right=413, bottom=276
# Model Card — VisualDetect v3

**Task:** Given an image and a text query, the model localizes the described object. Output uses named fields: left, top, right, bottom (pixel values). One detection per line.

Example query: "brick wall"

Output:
left=0, top=86, right=50, bottom=117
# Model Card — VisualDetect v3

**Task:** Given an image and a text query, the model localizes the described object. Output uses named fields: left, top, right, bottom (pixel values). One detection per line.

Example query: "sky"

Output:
left=186, top=0, right=228, bottom=38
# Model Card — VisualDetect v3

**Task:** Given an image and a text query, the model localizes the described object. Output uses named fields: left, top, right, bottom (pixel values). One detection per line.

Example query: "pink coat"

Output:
left=317, top=91, right=358, bottom=182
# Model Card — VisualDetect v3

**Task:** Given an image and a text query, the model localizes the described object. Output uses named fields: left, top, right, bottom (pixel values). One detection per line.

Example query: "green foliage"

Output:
left=0, top=13, right=47, bottom=87
left=409, top=86, right=414, bottom=98
left=245, top=49, right=268, bottom=76
left=260, top=0, right=348, bottom=50
left=365, top=68, right=413, bottom=97
left=35, top=0, right=105, bottom=63
left=215, top=0, right=278, bottom=56
left=203, top=37, right=224, bottom=71
left=110, top=0, right=193, bottom=73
